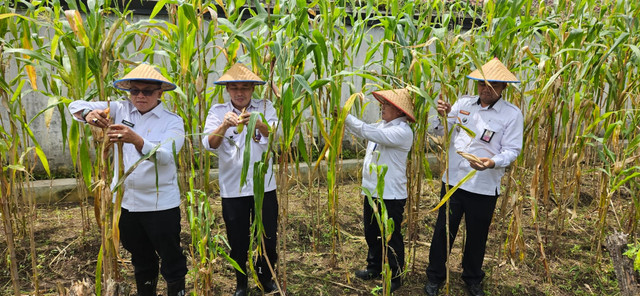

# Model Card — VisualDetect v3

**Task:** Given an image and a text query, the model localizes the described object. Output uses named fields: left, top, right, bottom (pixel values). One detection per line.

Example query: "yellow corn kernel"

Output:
left=236, top=108, right=246, bottom=133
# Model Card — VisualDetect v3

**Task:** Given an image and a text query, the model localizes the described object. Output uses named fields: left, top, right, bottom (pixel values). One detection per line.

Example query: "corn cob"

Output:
left=456, top=151, right=482, bottom=164
left=236, top=108, right=247, bottom=133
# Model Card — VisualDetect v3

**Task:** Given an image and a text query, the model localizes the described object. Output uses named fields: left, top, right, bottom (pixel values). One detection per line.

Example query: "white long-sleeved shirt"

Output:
left=202, top=99, right=278, bottom=198
left=69, top=99, right=185, bottom=212
left=345, top=114, right=413, bottom=200
left=432, top=95, right=523, bottom=196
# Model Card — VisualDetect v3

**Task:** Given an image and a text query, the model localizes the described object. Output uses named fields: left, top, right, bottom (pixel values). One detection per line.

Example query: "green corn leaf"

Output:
left=635, top=248, right=640, bottom=272
left=150, top=0, right=170, bottom=19
left=95, top=245, right=103, bottom=296
left=79, top=134, right=92, bottom=189
left=112, top=143, right=164, bottom=191
left=240, top=112, right=262, bottom=189
left=293, top=74, right=314, bottom=94
left=455, top=123, right=476, bottom=138
left=430, top=170, right=477, bottom=212
left=69, top=121, right=79, bottom=168
left=4, top=164, right=26, bottom=173
left=297, top=135, right=310, bottom=165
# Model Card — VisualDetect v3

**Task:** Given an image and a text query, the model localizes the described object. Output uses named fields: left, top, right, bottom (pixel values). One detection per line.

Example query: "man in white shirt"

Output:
left=424, top=59, right=523, bottom=296
left=345, top=88, right=414, bottom=294
left=201, top=63, right=279, bottom=296
left=68, top=63, right=187, bottom=296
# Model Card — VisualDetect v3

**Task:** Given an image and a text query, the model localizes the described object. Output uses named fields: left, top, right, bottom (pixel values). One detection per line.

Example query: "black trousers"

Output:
left=426, top=183, right=498, bottom=285
left=222, top=190, right=279, bottom=284
left=119, top=207, right=187, bottom=284
left=363, top=196, right=406, bottom=279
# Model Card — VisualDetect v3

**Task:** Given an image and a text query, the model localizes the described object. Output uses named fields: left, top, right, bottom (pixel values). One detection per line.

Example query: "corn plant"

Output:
left=1, top=0, right=640, bottom=293
left=23, top=0, right=133, bottom=291
left=185, top=172, right=241, bottom=295
left=361, top=163, right=394, bottom=296
left=0, top=4, right=52, bottom=295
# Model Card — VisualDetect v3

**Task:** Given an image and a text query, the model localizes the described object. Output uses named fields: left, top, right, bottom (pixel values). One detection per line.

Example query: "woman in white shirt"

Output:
left=345, top=88, right=414, bottom=294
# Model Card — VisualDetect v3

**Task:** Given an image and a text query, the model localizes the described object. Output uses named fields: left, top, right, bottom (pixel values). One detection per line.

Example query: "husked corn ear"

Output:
left=456, top=151, right=482, bottom=163
left=236, top=108, right=246, bottom=133
left=104, top=107, right=110, bottom=120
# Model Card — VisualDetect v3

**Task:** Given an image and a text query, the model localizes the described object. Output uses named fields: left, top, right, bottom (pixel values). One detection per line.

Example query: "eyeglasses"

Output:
left=478, top=81, right=503, bottom=88
left=130, top=88, right=161, bottom=96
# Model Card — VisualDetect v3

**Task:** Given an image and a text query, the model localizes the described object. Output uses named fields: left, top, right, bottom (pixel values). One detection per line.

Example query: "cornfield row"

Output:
left=1, top=0, right=639, bottom=295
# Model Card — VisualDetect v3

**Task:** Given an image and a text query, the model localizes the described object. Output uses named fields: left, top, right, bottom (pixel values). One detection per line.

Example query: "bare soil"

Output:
left=0, top=178, right=624, bottom=295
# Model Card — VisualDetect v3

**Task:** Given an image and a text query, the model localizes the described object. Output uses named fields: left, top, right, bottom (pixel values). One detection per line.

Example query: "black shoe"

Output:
left=355, top=269, right=381, bottom=280
left=136, top=276, right=158, bottom=296
left=261, top=280, right=278, bottom=293
left=233, top=287, right=248, bottom=296
left=390, top=279, right=402, bottom=293
left=466, top=282, right=485, bottom=296
left=423, top=280, right=442, bottom=296
left=234, top=271, right=248, bottom=296
left=167, top=278, right=186, bottom=296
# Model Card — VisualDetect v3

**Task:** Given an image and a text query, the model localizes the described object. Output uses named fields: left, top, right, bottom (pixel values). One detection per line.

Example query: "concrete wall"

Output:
left=1, top=12, right=436, bottom=177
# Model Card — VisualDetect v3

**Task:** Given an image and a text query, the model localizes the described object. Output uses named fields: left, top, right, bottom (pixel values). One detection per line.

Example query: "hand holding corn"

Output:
left=86, top=107, right=111, bottom=129
left=457, top=151, right=482, bottom=163
left=223, top=111, right=240, bottom=128
left=456, top=151, right=495, bottom=171
left=236, top=108, right=247, bottom=133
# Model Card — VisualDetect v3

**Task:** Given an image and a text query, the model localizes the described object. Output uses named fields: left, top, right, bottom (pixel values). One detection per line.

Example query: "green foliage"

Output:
left=624, top=241, right=640, bottom=273
left=2, top=0, right=640, bottom=293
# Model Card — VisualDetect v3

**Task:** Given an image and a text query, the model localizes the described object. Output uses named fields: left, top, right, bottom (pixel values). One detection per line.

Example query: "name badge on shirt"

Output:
left=122, top=120, right=135, bottom=128
left=480, top=129, right=495, bottom=143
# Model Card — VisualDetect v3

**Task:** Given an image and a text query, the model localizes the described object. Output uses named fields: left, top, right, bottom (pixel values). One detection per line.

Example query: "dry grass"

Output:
left=0, top=174, right=622, bottom=295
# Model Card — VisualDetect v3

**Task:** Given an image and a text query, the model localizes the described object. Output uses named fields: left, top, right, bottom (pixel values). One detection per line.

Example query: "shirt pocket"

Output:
left=221, top=128, right=242, bottom=156
left=144, top=131, right=168, bottom=160
left=145, top=123, right=171, bottom=146
left=146, top=135, right=164, bottom=148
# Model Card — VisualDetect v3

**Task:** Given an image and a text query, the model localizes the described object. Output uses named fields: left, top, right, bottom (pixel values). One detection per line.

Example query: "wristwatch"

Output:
left=81, top=109, right=92, bottom=121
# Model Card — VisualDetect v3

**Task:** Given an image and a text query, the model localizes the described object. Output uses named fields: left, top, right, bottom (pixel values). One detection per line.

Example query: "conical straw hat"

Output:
left=467, top=58, right=520, bottom=83
left=113, top=63, right=177, bottom=91
left=372, top=88, right=415, bottom=123
left=215, top=63, right=266, bottom=85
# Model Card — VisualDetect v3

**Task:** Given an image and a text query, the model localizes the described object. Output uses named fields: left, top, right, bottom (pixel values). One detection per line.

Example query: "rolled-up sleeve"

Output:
left=429, top=102, right=459, bottom=136
left=345, top=115, right=411, bottom=150
left=68, top=101, right=110, bottom=122
left=201, top=107, right=223, bottom=151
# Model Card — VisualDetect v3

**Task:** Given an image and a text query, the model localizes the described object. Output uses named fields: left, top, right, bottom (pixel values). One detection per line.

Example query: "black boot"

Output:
left=258, top=270, right=278, bottom=293
left=136, top=276, right=158, bottom=296
left=390, top=277, right=402, bottom=293
left=260, top=279, right=278, bottom=293
left=167, top=278, right=186, bottom=296
left=234, top=270, right=248, bottom=296
left=354, top=269, right=381, bottom=280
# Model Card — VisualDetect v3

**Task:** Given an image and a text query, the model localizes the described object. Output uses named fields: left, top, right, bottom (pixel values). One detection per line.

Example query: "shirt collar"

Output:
left=384, top=116, right=408, bottom=125
left=127, top=99, right=165, bottom=117
left=229, top=99, right=259, bottom=113
left=475, top=96, right=503, bottom=111
left=149, top=101, right=166, bottom=117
